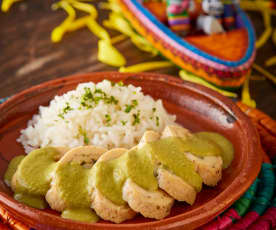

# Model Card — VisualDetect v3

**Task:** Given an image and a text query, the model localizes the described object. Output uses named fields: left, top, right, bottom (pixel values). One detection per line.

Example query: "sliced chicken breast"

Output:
left=11, top=146, right=71, bottom=193
left=185, top=153, right=223, bottom=186
left=138, top=130, right=197, bottom=205
left=91, top=187, right=136, bottom=224
left=157, top=168, right=196, bottom=205
left=90, top=148, right=136, bottom=223
left=92, top=146, right=174, bottom=221
left=161, top=125, right=193, bottom=140
left=122, top=178, right=174, bottom=219
left=46, top=146, right=107, bottom=212
left=162, top=125, right=223, bottom=186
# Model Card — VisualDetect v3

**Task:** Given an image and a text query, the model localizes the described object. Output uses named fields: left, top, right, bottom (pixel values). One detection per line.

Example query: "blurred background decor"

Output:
left=0, top=0, right=275, bottom=113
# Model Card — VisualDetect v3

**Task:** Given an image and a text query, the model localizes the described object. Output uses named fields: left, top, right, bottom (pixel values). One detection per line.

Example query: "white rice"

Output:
left=18, top=80, right=176, bottom=153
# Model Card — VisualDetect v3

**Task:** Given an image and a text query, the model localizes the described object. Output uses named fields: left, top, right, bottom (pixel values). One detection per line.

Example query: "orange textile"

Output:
left=185, top=28, right=249, bottom=61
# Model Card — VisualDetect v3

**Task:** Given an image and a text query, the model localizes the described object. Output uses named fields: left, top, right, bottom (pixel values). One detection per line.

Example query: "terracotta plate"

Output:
left=0, top=72, right=262, bottom=230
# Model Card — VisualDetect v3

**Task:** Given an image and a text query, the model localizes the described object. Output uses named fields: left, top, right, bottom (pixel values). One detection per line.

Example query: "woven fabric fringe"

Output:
left=211, top=163, right=275, bottom=230
left=248, top=159, right=276, bottom=229
left=201, top=209, right=240, bottom=230
left=199, top=161, right=276, bottom=230
left=249, top=207, right=276, bottom=230
left=201, top=179, right=259, bottom=230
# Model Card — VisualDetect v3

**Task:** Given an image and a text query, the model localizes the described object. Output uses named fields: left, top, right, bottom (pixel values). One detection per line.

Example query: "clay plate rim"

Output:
left=0, top=72, right=262, bottom=229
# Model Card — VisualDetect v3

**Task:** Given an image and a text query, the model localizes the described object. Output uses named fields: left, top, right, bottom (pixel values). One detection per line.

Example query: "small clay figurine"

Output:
left=166, top=0, right=192, bottom=36
left=197, top=0, right=225, bottom=35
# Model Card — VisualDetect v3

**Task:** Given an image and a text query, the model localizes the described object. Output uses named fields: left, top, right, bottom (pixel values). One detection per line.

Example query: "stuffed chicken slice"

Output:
left=90, top=148, right=136, bottom=224
left=162, top=125, right=224, bottom=186
left=91, top=146, right=174, bottom=221
left=138, top=130, right=198, bottom=205
left=122, top=147, right=174, bottom=220
left=9, top=147, right=70, bottom=209
left=46, top=146, right=107, bottom=222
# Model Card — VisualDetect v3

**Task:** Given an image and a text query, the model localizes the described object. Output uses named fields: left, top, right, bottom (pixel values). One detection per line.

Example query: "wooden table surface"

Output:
left=0, top=1, right=275, bottom=228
